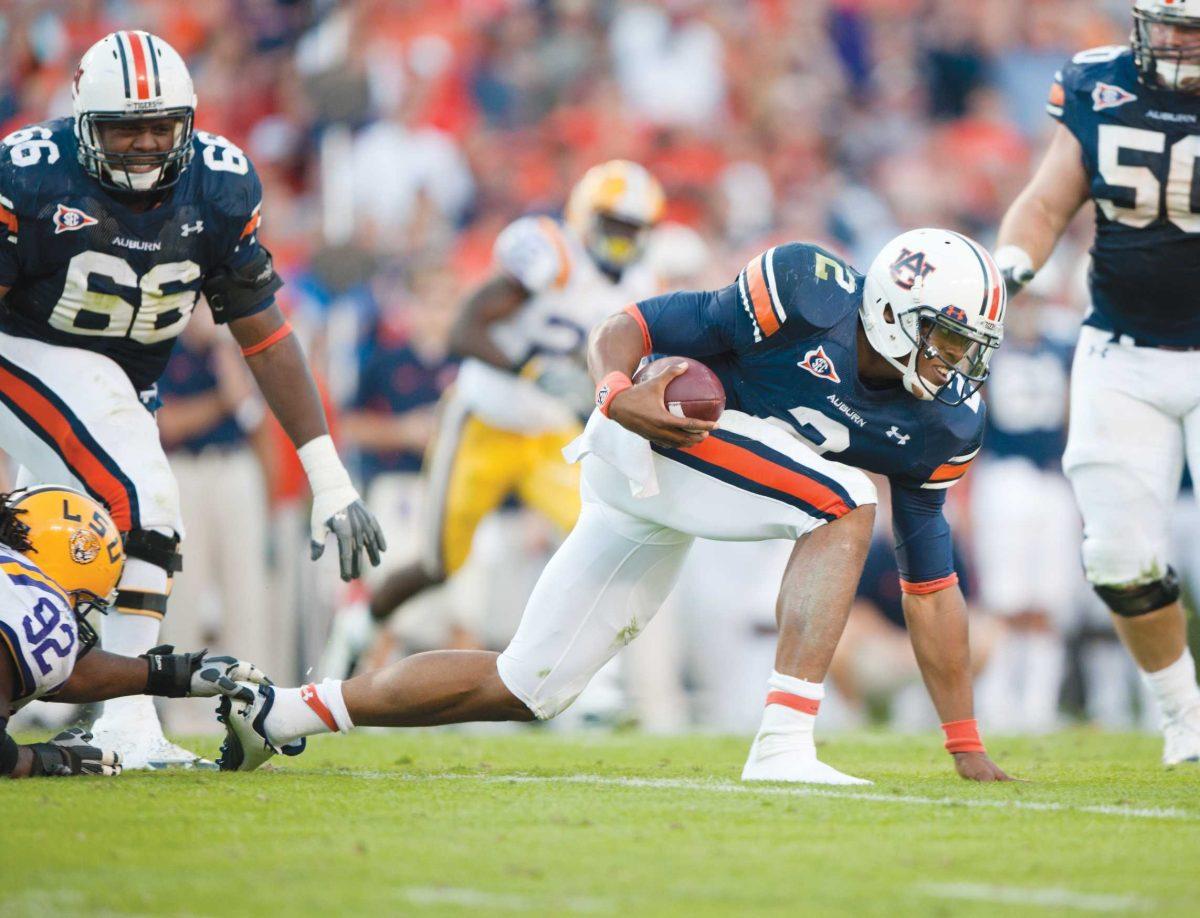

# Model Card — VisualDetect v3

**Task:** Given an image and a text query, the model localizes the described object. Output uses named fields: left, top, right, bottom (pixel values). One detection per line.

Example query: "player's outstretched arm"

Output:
left=903, top=586, right=1014, bottom=782
left=0, top=647, right=119, bottom=777
left=48, top=646, right=269, bottom=705
left=995, top=124, right=1091, bottom=298
left=229, top=304, right=387, bottom=581
left=586, top=310, right=714, bottom=448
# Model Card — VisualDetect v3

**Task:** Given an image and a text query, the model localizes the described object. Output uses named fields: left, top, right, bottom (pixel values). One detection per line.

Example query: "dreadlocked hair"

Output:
left=0, top=492, right=33, bottom=553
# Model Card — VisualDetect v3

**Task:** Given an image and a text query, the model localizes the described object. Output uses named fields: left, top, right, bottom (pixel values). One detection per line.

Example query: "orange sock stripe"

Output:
left=300, top=683, right=339, bottom=732
left=766, top=691, right=820, bottom=715
left=241, top=321, right=293, bottom=358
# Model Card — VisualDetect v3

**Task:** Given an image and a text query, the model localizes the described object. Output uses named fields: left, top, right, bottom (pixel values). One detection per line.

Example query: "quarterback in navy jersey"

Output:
left=0, top=31, right=384, bottom=770
left=213, top=228, right=1013, bottom=787
left=998, top=0, right=1200, bottom=764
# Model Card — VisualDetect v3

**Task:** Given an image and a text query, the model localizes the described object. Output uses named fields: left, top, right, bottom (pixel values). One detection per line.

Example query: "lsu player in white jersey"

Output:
left=322, top=161, right=664, bottom=675
left=0, top=487, right=267, bottom=778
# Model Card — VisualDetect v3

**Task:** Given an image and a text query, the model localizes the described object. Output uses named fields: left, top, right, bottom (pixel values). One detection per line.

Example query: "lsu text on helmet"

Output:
left=861, top=228, right=1005, bottom=406
left=566, top=160, right=665, bottom=275
left=5, top=486, right=125, bottom=612
left=1133, top=0, right=1200, bottom=92
left=73, top=30, right=197, bottom=193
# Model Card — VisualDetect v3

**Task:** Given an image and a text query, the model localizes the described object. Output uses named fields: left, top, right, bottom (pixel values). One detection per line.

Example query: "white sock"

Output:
left=101, top=611, right=163, bottom=658
left=752, top=671, right=824, bottom=758
left=1142, top=647, right=1200, bottom=720
left=265, top=678, right=355, bottom=746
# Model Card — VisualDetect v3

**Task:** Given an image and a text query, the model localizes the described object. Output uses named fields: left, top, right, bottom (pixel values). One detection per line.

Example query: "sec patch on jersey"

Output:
left=634, top=356, right=725, bottom=421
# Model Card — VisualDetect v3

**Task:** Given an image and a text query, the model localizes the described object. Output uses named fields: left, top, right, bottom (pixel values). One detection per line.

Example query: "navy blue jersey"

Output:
left=981, top=335, right=1071, bottom=470
left=1051, top=46, right=1200, bottom=345
left=158, top=336, right=245, bottom=454
left=351, top=322, right=455, bottom=483
left=0, top=118, right=276, bottom=391
left=633, top=242, right=986, bottom=586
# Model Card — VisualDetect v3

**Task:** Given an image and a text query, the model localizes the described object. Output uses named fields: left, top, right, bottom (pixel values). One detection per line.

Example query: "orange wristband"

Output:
left=595, top=371, right=633, bottom=417
left=941, top=718, right=986, bottom=755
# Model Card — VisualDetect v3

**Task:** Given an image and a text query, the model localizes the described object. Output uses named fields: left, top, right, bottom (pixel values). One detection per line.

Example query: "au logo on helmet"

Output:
left=888, top=248, right=936, bottom=291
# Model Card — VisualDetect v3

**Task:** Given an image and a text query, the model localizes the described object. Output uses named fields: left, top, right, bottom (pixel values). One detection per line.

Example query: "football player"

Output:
left=0, top=31, right=385, bottom=769
left=321, top=160, right=663, bottom=677
left=995, top=0, right=1200, bottom=763
left=222, top=228, right=1014, bottom=785
left=0, top=487, right=268, bottom=778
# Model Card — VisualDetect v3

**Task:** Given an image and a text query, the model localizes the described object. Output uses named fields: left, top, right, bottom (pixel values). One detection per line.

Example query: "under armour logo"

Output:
left=180, top=220, right=204, bottom=236
left=886, top=425, right=910, bottom=445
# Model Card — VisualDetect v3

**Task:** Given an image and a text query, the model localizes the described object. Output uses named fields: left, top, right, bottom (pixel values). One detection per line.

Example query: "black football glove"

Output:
left=27, top=727, right=121, bottom=777
left=311, top=498, right=387, bottom=582
left=142, top=644, right=271, bottom=702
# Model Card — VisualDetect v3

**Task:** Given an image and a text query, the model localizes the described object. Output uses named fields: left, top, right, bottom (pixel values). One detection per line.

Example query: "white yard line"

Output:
left=917, top=882, right=1151, bottom=913
left=402, top=886, right=609, bottom=912
left=395, top=772, right=1199, bottom=822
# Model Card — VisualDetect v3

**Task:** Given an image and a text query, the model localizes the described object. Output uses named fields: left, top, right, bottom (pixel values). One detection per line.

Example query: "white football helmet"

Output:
left=72, top=31, right=196, bottom=192
left=861, top=228, right=1005, bottom=405
left=1133, top=0, right=1200, bottom=92
left=566, top=160, right=665, bottom=275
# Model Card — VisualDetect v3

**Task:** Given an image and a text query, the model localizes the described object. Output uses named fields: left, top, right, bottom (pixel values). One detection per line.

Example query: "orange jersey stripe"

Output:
left=240, top=206, right=262, bottom=239
left=929, top=461, right=972, bottom=483
left=0, top=365, right=133, bottom=530
left=624, top=304, right=652, bottom=356
left=538, top=217, right=572, bottom=288
left=744, top=257, right=780, bottom=337
left=0, top=203, right=18, bottom=235
left=1048, top=81, right=1065, bottom=107
left=681, top=436, right=851, bottom=518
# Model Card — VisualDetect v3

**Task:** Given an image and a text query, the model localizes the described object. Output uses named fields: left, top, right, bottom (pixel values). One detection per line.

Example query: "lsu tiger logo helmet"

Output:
left=566, top=160, right=665, bottom=274
left=5, top=486, right=125, bottom=607
left=861, top=228, right=1005, bottom=406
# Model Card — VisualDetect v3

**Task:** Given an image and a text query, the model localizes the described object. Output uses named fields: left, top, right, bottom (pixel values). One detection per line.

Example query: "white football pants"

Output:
left=496, top=411, right=876, bottom=719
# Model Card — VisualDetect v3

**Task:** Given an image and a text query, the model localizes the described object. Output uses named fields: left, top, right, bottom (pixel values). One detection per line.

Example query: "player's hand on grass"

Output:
left=953, top=751, right=1015, bottom=782
left=609, top=362, right=716, bottom=448
left=27, top=728, right=121, bottom=777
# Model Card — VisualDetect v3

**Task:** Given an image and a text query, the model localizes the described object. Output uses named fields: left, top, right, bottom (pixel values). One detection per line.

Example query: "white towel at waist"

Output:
left=562, top=409, right=659, bottom=498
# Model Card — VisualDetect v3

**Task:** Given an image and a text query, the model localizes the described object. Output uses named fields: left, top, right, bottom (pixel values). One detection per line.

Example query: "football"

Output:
left=632, top=356, right=726, bottom=422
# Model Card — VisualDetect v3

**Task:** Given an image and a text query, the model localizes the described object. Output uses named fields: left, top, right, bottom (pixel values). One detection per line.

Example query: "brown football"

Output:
left=632, top=356, right=726, bottom=422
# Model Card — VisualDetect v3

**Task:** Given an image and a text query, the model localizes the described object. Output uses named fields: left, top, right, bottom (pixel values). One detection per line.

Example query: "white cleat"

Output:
left=318, top=600, right=377, bottom=680
left=216, top=682, right=305, bottom=772
left=1162, top=703, right=1200, bottom=766
left=741, top=737, right=872, bottom=786
left=91, top=697, right=214, bottom=770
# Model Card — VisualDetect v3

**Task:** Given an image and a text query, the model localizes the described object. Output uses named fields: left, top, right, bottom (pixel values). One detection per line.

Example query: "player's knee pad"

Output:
left=117, top=528, right=182, bottom=616
left=1092, top=566, right=1180, bottom=618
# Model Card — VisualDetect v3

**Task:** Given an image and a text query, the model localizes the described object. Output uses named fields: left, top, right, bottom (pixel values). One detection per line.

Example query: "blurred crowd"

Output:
left=3, top=0, right=1187, bottom=735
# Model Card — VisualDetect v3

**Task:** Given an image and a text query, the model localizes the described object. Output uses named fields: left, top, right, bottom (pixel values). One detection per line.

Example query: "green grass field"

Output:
left=2, top=729, right=1197, bottom=916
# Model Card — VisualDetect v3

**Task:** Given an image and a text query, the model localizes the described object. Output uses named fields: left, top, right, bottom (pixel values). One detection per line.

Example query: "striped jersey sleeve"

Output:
left=494, top=216, right=572, bottom=294
left=920, top=442, right=981, bottom=491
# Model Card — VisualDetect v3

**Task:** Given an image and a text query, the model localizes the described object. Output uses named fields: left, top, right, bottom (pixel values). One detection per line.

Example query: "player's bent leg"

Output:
left=742, top=503, right=876, bottom=786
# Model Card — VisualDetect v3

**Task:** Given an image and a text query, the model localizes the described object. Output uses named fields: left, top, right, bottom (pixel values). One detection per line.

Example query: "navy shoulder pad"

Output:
left=0, top=118, right=79, bottom=212
left=189, top=130, right=262, bottom=218
left=1060, top=45, right=1137, bottom=98
left=737, top=241, right=859, bottom=344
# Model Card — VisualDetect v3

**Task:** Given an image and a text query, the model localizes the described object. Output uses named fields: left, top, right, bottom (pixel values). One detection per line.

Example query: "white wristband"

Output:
left=297, top=434, right=353, bottom=496
left=994, top=244, right=1034, bottom=278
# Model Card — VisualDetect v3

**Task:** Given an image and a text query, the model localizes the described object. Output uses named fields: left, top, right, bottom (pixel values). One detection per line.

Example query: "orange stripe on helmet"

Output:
left=681, top=435, right=851, bottom=518
left=744, top=256, right=779, bottom=338
left=127, top=31, right=151, bottom=100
